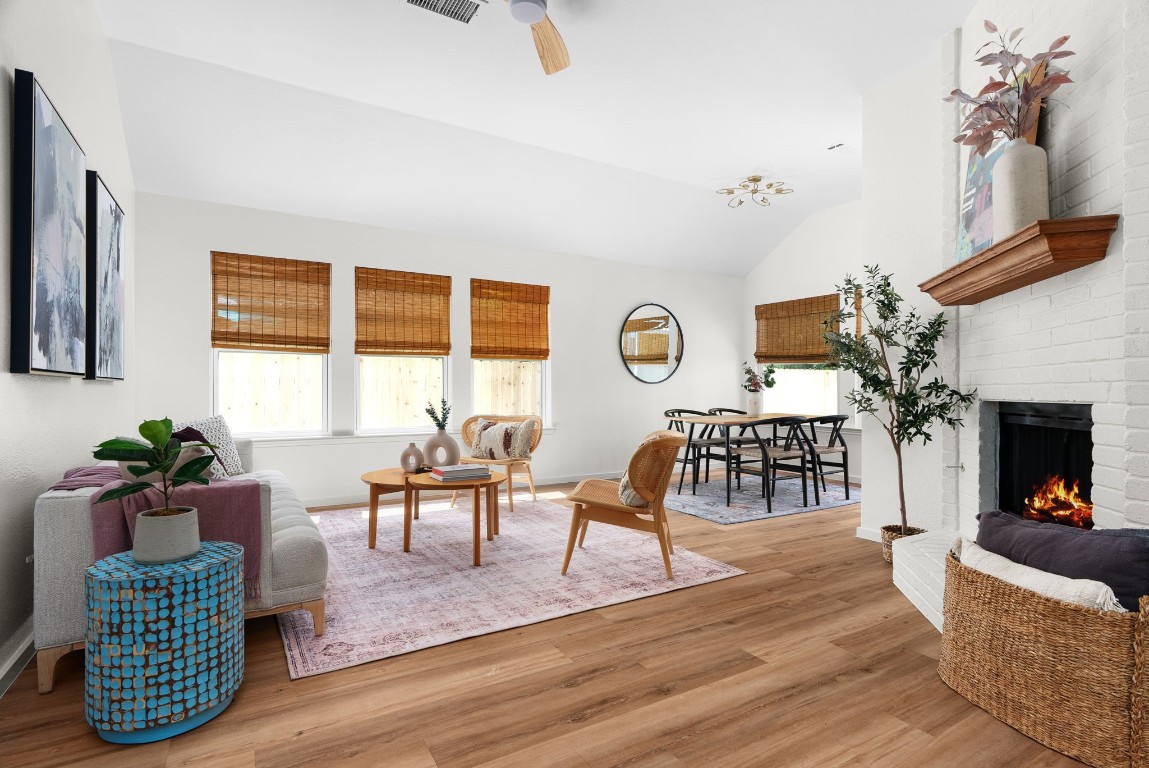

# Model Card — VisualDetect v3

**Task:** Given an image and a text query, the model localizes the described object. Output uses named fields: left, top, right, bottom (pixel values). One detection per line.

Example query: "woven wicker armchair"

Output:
left=561, top=430, right=686, bottom=579
left=452, top=414, right=543, bottom=512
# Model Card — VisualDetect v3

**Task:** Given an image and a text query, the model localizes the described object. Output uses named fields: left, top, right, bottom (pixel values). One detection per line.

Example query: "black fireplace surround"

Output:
left=997, top=402, right=1093, bottom=516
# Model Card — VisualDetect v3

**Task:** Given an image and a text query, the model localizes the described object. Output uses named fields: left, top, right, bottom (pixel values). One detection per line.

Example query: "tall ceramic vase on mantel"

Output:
left=422, top=429, right=460, bottom=467
left=745, top=391, right=762, bottom=417
left=992, top=138, right=1050, bottom=243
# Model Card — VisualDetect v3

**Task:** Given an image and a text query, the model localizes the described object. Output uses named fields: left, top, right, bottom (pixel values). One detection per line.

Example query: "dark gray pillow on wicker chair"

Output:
left=976, top=510, right=1149, bottom=611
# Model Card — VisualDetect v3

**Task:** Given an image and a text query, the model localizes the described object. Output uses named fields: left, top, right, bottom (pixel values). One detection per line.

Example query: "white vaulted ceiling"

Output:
left=93, top=0, right=974, bottom=275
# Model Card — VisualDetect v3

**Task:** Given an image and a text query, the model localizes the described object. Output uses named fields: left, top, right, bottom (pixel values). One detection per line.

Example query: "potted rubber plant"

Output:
left=93, top=417, right=217, bottom=563
left=824, top=266, right=975, bottom=562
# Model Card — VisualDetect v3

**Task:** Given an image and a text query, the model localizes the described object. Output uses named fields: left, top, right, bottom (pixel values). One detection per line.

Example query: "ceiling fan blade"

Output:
left=531, top=15, right=569, bottom=75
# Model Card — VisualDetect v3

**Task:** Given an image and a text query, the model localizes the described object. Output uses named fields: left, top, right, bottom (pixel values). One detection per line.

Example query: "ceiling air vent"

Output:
left=407, top=0, right=483, bottom=24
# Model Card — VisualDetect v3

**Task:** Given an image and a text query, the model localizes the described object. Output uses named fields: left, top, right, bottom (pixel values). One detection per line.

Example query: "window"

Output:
left=470, top=278, right=549, bottom=417
left=216, top=351, right=326, bottom=433
left=355, top=267, right=451, bottom=431
left=211, top=251, right=330, bottom=434
left=769, top=364, right=839, bottom=416
left=754, top=293, right=852, bottom=418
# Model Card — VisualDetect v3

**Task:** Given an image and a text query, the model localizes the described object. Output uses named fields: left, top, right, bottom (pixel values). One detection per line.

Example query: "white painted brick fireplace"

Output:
left=896, top=0, right=1149, bottom=626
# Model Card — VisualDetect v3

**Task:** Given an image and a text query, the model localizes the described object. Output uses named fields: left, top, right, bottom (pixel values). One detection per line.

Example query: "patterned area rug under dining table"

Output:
left=277, top=497, right=744, bottom=678
left=666, top=476, right=860, bottom=525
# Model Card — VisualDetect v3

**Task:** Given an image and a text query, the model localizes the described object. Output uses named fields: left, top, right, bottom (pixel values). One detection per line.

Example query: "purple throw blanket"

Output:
left=90, top=478, right=263, bottom=598
left=51, top=465, right=125, bottom=490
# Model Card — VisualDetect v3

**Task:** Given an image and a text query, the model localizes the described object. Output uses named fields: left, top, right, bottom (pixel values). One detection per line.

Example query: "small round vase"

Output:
left=422, top=429, right=460, bottom=467
left=992, top=137, right=1049, bottom=242
left=399, top=442, right=424, bottom=472
left=132, top=506, right=201, bottom=564
left=746, top=391, right=762, bottom=417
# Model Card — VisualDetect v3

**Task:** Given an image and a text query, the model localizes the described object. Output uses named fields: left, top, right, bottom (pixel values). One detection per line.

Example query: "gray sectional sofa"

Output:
left=33, top=438, right=327, bottom=692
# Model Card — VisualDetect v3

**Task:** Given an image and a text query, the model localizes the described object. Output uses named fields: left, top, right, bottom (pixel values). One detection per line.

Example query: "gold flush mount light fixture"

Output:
left=716, top=175, right=793, bottom=208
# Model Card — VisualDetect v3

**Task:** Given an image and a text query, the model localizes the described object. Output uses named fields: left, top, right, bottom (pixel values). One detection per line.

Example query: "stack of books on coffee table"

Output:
left=429, top=464, right=491, bottom=481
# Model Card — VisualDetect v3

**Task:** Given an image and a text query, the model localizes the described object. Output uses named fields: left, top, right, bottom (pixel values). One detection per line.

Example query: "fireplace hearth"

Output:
left=997, top=402, right=1093, bottom=528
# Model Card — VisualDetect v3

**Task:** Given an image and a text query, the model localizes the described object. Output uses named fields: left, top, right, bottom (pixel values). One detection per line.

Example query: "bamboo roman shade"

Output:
left=211, top=252, right=331, bottom=354
left=355, top=268, right=451, bottom=356
left=754, top=293, right=841, bottom=364
left=622, top=316, right=671, bottom=365
left=470, top=279, right=550, bottom=360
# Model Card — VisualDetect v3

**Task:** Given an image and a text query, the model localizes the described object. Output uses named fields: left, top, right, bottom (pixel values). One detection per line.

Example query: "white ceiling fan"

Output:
left=407, top=0, right=569, bottom=76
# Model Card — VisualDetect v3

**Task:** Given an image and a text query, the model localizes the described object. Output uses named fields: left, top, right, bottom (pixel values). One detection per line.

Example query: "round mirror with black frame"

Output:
left=619, top=303, right=683, bottom=384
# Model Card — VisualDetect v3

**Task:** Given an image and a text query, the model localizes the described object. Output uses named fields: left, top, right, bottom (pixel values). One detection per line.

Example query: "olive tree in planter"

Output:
left=94, top=417, right=216, bottom=564
left=824, top=265, right=975, bottom=562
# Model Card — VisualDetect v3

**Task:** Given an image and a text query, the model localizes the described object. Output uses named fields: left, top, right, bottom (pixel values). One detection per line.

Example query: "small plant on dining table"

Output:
left=742, top=361, right=776, bottom=391
left=425, top=398, right=451, bottom=429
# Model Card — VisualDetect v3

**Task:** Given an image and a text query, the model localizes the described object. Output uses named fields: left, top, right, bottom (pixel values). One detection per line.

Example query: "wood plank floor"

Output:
left=0, top=481, right=1083, bottom=767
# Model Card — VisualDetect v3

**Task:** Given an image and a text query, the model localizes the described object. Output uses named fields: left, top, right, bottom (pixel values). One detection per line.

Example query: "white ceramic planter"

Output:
left=746, top=391, right=762, bottom=417
left=399, top=442, right=425, bottom=472
left=422, top=429, right=460, bottom=466
left=132, top=506, right=201, bottom=564
left=992, top=138, right=1050, bottom=242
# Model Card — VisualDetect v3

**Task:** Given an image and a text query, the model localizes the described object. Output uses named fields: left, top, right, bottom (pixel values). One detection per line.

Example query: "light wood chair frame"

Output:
left=451, top=414, right=544, bottom=512
left=561, top=430, right=687, bottom=579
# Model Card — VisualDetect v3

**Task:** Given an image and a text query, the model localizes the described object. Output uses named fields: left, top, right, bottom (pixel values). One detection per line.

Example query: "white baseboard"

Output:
left=0, top=619, right=34, bottom=699
left=856, top=525, right=882, bottom=542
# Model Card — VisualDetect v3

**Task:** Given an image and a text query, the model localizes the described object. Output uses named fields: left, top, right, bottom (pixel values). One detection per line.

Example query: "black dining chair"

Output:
left=728, top=416, right=815, bottom=512
left=805, top=415, right=851, bottom=499
left=664, top=409, right=726, bottom=493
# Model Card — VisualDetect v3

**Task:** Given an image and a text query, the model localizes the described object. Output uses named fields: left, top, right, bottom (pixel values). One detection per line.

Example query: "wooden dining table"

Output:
left=672, top=413, right=810, bottom=507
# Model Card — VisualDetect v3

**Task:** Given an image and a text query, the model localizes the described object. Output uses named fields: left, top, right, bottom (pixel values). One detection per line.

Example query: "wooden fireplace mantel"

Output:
left=919, top=214, right=1120, bottom=306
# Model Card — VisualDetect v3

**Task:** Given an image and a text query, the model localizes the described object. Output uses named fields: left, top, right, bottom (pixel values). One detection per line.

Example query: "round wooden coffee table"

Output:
left=360, top=468, right=413, bottom=549
left=406, top=470, right=507, bottom=566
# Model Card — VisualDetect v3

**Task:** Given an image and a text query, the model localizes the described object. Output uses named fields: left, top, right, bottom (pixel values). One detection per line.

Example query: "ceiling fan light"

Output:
left=509, top=0, right=547, bottom=24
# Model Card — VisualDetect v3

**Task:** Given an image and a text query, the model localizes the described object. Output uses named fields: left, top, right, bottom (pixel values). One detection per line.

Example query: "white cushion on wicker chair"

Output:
left=469, top=418, right=536, bottom=460
left=955, top=538, right=1126, bottom=613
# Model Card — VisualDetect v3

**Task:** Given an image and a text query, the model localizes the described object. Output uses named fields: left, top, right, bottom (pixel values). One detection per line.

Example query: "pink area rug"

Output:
left=277, top=497, right=744, bottom=678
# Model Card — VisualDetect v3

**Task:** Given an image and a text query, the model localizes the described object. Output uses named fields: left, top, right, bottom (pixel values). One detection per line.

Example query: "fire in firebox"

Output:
left=1023, top=475, right=1094, bottom=529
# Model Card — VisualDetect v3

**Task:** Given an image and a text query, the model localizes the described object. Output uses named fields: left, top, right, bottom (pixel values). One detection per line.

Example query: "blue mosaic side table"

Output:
left=84, top=541, right=244, bottom=743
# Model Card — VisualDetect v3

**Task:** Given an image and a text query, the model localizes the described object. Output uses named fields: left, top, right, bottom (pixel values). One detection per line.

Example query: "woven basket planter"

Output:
left=879, top=524, right=926, bottom=564
left=938, top=553, right=1149, bottom=768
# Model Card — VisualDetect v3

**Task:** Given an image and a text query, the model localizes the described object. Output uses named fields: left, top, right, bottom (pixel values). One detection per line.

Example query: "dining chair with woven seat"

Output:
left=665, top=408, right=726, bottom=490
left=451, top=414, right=543, bottom=512
left=562, top=430, right=686, bottom=579
left=729, top=416, right=815, bottom=512
left=806, top=414, right=851, bottom=499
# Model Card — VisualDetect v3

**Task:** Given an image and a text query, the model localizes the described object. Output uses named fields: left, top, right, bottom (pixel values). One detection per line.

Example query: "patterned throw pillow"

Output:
left=617, top=471, right=648, bottom=508
left=470, top=419, right=536, bottom=460
left=173, top=415, right=244, bottom=477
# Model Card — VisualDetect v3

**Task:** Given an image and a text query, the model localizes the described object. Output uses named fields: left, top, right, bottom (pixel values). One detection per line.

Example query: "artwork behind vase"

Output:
left=956, top=142, right=1005, bottom=262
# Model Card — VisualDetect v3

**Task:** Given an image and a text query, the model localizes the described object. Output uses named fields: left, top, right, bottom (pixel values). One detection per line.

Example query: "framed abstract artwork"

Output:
left=86, top=172, right=125, bottom=380
left=10, top=69, right=87, bottom=375
left=955, top=142, right=1005, bottom=263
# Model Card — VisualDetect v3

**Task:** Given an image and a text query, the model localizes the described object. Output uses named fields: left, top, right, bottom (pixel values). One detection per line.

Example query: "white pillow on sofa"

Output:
left=955, top=538, right=1127, bottom=613
left=174, top=415, right=244, bottom=477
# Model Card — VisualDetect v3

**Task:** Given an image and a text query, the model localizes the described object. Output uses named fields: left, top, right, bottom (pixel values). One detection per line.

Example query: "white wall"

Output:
left=0, top=0, right=136, bottom=677
left=743, top=54, right=949, bottom=541
left=742, top=199, right=865, bottom=484
left=134, top=193, right=744, bottom=505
